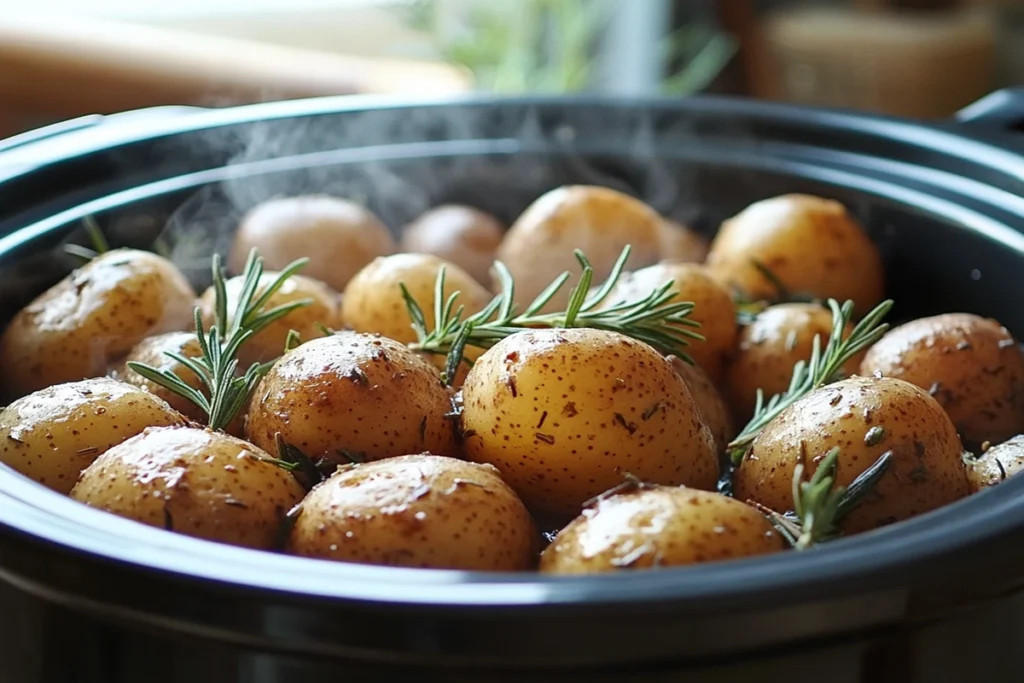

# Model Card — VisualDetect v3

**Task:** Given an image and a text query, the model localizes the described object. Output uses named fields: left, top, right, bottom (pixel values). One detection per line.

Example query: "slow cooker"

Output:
left=3, top=90, right=1024, bottom=683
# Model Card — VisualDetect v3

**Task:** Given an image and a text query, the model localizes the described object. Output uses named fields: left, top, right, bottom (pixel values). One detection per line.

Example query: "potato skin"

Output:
left=669, top=356, right=734, bottom=455
left=246, top=333, right=457, bottom=465
left=706, top=194, right=884, bottom=314
left=734, top=376, right=970, bottom=534
left=966, top=436, right=1024, bottom=492
left=460, top=328, right=718, bottom=519
left=200, top=272, right=342, bottom=369
left=601, top=262, right=737, bottom=381
left=341, top=253, right=492, bottom=345
left=659, top=220, right=708, bottom=263
left=540, top=486, right=784, bottom=573
left=726, top=303, right=863, bottom=423
left=0, top=249, right=196, bottom=399
left=859, top=313, right=1024, bottom=448
left=400, top=205, right=504, bottom=286
left=0, top=378, right=186, bottom=494
left=228, top=195, right=395, bottom=292
left=496, top=186, right=663, bottom=312
left=71, top=426, right=305, bottom=549
left=287, top=453, right=538, bottom=570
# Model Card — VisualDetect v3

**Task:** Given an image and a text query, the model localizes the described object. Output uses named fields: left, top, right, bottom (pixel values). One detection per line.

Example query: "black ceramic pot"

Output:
left=3, top=91, right=1024, bottom=683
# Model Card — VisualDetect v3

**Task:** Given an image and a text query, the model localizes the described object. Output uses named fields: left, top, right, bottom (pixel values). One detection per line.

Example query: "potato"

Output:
left=0, top=377, right=186, bottom=494
left=496, top=185, right=663, bottom=312
left=668, top=356, right=734, bottom=455
left=109, top=332, right=206, bottom=423
left=341, top=253, right=492, bottom=345
left=460, top=328, right=718, bottom=519
left=400, top=205, right=504, bottom=286
left=659, top=220, right=708, bottom=263
left=247, top=333, right=457, bottom=465
left=734, top=376, right=971, bottom=534
left=965, top=436, right=1024, bottom=492
left=71, top=425, right=305, bottom=549
left=539, top=485, right=784, bottom=573
left=0, top=249, right=196, bottom=399
left=287, top=453, right=537, bottom=570
left=725, top=303, right=863, bottom=423
left=228, top=195, right=395, bottom=292
left=200, top=272, right=342, bottom=370
left=859, top=313, right=1024, bottom=448
left=599, top=262, right=737, bottom=381
left=706, top=194, right=884, bottom=314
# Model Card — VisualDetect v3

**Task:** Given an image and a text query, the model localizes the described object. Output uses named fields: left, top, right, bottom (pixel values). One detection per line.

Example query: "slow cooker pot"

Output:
left=4, top=90, right=1024, bottom=683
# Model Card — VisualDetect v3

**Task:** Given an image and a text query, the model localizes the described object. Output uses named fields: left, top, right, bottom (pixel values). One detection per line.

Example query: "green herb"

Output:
left=753, top=447, right=892, bottom=549
left=64, top=215, right=112, bottom=262
left=727, top=298, right=893, bottom=465
left=403, top=245, right=703, bottom=385
left=128, top=249, right=312, bottom=431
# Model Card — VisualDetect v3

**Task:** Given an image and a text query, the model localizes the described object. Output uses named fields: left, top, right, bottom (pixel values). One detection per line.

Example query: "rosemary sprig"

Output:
left=727, top=298, right=894, bottom=465
left=64, top=215, right=112, bottom=262
left=753, top=447, right=892, bottom=549
left=402, top=245, right=704, bottom=384
left=128, top=249, right=311, bottom=431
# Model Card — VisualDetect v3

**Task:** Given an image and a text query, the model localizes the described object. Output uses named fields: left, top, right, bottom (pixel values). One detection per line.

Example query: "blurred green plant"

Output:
left=396, top=0, right=736, bottom=95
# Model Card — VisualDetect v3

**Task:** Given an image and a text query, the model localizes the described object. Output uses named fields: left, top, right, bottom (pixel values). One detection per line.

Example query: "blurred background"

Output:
left=0, top=0, right=1019, bottom=138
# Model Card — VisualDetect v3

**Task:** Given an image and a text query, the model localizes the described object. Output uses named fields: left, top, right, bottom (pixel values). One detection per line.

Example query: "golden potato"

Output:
left=859, top=313, right=1024, bottom=448
left=0, top=377, right=186, bottom=494
left=496, top=186, right=663, bottom=312
left=71, top=426, right=305, bottom=549
left=659, top=220, right=708, bottom=263
left=341, top=253, right=492, bottom=345
left=246, top=333, right=457, bottom=465
left=706, top=194, right=884, bottom=314
left=287, top=453, right=538, bottom=570
left=734, top=376, right=971, bottom=534
left=540, top=485, right=784, bottom=573
left=725, top=303, right=863, bottom=423
left=460, top=328, right=718, bottom=519
left=200, top=272, right=342, bottom=370
left=668, top=356, right=734, bottom=455
left=228, top=195, right=395, bottom=292
left=966, top=436, right=1024, bottom=492
left=600, top=262, right=737, bottom=381
left=109, top=332, right=206, bottom=423
left=0, top=249, right=196, bottom=399
left=400, top=205, right=504, bottom=285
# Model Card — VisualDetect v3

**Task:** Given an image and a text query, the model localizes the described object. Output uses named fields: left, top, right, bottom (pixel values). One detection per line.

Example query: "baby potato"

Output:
left=600, top=262, right=737, bottom=381
left=200, top=272, right=342, bottom=369
left=539, top=485, right=784, bottom=573
left=109, top=332, right=206, bottom=423
left=725, top=303, right=863, bottom=423
left=228, top=195, right=395, bottom=292
left=859, top=313, right=1024, bottom=448
left=400, top=205, right=504, bottom=286
left=460, top=328, right=718, bottom=519
left=734, top=376, right=971, bottom=534
left=496, top=185, right=663, bottom=312
left=659, top=219, right=708, bottom=263
left=0, top=249, right=196, bottom=399
left=247, top=333, right=457, bottom=465
left=341, top=253, right=492, bottom=345
left=71, top=426, right=305, bottom=549
left=706, top=194, right=884, bottom=314
left=0, top=377, right=186, bottom=494
left=965, top=436, right=1024, bottom=492
left=668, top=356, right=734, bottom=455
left=287, top=453, right=538, bottom=570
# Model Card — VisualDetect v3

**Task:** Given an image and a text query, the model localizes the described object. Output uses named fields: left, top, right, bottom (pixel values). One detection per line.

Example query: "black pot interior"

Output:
left=4, top=98, right=1024, bottom=670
